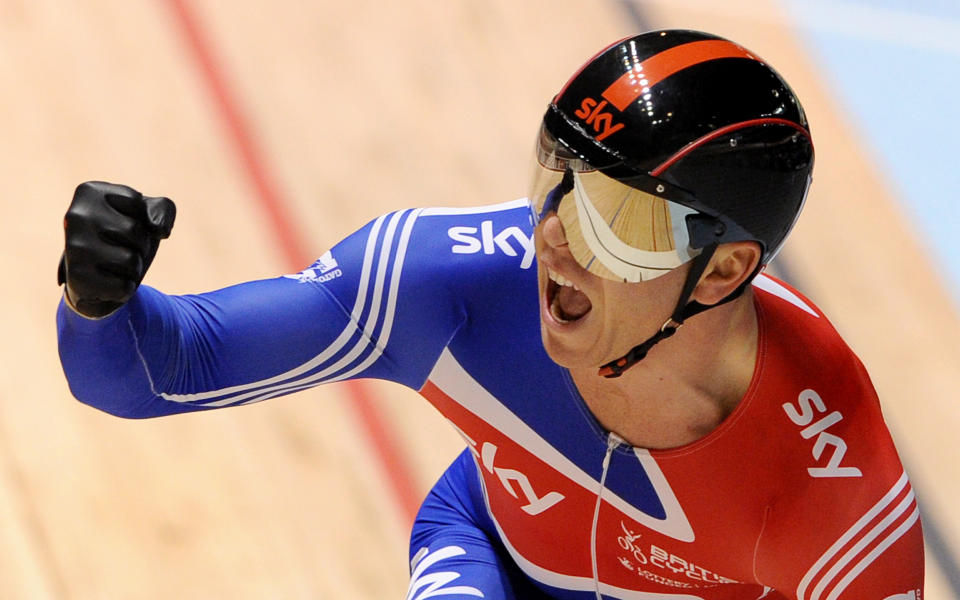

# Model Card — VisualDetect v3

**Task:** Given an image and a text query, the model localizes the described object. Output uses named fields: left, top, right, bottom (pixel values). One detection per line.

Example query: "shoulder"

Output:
left=748, top=272, right=910, bottom=513
left=725, top=274, right=921, bottom=593
left=413, top=198, right=536, bottom=266
left=751, top=273, right=913, bottom=534
left=394, top=199, right=538, bottom=288
left=294, top=199, right=536, bottom=286
left=751, top=271, right=896, bottom=452
left=751, top=272, right=864, bottom=380
left=750, top=272, right=825, bottom=324
left=311, top=200, right=539, bottom=329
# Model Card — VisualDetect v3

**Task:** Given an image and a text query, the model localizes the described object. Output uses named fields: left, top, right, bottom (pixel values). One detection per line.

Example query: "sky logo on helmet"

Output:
left=284, top=250, right=343, bottom=283
left=574, top=98, right=625, bottom=141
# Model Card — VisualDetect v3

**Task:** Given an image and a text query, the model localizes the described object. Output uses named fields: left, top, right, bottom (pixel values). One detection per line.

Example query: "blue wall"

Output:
left=780, top=0, right=960, bottom=303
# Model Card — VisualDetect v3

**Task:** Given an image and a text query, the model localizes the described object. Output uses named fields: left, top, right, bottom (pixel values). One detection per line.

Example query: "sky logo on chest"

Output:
left=425, top=348, right=695, bottom=543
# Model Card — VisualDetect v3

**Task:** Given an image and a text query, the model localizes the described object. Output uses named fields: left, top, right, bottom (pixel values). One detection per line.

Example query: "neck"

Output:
left=570, top=290, right=759, bottom=449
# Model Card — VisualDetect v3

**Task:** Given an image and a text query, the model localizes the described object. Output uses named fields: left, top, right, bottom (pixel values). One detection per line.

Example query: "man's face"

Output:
left=534, top=213, right=689, bottom=369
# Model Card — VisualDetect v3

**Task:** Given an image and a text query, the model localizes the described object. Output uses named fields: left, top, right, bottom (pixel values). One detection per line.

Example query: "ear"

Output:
left=691, top=241, right=761, bottom=305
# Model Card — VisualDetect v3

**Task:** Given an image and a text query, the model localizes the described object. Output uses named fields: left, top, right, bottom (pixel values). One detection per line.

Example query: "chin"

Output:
left=539, top=326, right=600, bottom=370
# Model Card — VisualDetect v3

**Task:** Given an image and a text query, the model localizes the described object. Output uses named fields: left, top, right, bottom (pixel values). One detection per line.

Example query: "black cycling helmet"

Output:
left=530, top=30, right=814, bottom=376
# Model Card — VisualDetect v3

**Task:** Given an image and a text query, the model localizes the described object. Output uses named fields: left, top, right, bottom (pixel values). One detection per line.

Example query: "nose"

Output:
left=541, top=213, right=569, bottom=249
left=536, top=213, right=579, bottom=273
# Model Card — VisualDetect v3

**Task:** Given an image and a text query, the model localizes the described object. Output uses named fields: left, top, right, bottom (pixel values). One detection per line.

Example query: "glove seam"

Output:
left=60, top=290, right=124, bottom=321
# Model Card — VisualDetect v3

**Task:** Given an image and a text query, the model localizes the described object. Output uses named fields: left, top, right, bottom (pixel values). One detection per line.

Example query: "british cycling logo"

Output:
left=884, top=592, right=918, bottom=600
left=447, top=221, right=535, bottom=269
left=615, top=520, right=737, bottom=587
left=284, top=250, right=343, bottom=283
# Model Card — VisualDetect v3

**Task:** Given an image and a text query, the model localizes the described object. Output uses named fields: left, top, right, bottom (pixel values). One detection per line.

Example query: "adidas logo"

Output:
left=285, top=250, right=343, bottom=283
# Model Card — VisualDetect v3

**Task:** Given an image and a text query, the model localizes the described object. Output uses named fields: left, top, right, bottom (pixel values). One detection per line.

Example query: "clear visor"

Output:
left=529, top=126, right=701, bottom=283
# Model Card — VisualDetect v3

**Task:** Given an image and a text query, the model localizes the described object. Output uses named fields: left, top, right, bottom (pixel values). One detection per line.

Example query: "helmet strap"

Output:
left=598, top=242, right=745, bottom=378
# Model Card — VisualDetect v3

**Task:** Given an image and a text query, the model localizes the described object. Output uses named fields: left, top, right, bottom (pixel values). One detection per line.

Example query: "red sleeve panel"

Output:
left=752, top=278, right=925, bottom=599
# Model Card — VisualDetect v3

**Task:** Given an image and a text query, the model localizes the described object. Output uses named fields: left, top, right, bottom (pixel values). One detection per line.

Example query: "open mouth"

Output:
left=546, top=269, right=592, bottom=323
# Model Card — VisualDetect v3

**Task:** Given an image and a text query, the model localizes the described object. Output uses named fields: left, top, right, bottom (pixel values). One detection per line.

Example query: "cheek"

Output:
left=595, top=284, right=635, bottom=330
left=598, top=278, right=676, bottom=331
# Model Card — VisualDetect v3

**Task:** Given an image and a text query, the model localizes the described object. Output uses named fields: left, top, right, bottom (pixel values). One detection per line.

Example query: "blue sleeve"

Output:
left=409, top=449, right=557, bottom=600
left=57, top=209, right=467, bottom=418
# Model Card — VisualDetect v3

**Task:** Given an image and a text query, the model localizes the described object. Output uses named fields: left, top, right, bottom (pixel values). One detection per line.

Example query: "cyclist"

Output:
left=57, top=30, right=924, bottom=599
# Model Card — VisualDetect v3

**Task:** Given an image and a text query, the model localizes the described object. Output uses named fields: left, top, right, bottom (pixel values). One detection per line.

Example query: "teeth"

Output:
left=546, top=268, right=588, bottom=323
left=549, top=295, right=570, bottom=323
left=547, top=268, right=575, bottom=288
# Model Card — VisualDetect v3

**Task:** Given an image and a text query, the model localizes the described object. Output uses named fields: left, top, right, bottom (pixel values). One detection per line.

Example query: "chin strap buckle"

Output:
left=598, top=317, right=682, bottom=378
left=660, top=317, right=682, bottom=333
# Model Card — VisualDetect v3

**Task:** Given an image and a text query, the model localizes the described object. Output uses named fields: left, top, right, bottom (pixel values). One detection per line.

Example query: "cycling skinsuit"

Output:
left=57, top=199, right=924, bottom=599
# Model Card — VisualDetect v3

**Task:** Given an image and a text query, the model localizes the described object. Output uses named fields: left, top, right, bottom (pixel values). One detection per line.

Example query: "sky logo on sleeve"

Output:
left=447, top=221, right=535, bottom=269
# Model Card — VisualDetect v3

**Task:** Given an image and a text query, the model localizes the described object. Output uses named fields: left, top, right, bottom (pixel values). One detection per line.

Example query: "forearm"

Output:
left=56, top=287, right=191, bottom=418
left=57, top=275, right=379, bottom=418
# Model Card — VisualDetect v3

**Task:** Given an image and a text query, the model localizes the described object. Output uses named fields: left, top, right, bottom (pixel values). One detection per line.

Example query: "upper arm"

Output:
left=143, top=209, right=468, bottom=398
left=789, top=474, right=923, bottom=600
left=754, top=423, right=924, bottom=599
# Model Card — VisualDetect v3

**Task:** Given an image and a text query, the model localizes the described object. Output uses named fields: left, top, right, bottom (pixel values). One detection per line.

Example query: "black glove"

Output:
left=58, top=181, right=176, bottom=318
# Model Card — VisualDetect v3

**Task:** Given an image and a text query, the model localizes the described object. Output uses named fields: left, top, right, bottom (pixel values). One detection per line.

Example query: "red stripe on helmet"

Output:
left=602, top=40, right=757, bottom=112
left=650, top=117, right=812, bottom=177
left=556, top=35, right=635, bottom=102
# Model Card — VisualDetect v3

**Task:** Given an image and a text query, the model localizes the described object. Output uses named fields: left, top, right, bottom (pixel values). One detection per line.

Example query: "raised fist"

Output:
left=58, top=181, right=176, bottom=318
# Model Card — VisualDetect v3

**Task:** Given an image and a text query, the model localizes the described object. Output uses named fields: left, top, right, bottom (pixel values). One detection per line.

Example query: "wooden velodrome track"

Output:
left=3, top=0, right=957, bottom=597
